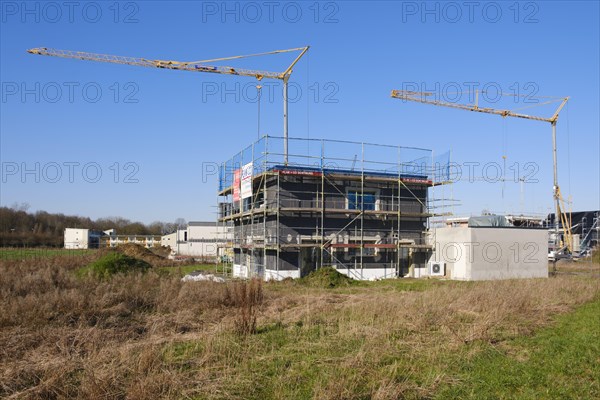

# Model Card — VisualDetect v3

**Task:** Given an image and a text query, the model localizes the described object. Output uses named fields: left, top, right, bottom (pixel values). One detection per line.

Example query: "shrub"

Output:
left=78, top=252, right=151, bottom=279
left=299, top=267, right=356, bottom=288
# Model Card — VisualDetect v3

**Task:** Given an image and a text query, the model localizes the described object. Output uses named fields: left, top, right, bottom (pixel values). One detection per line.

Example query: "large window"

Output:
left=347, top=191, right=377, bottom=211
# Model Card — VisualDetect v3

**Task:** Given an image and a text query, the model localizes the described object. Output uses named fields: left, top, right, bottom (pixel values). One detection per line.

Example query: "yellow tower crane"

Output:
left=27, top=46, right=310, bottom=164
left=390, top=89, right=572, bottom=255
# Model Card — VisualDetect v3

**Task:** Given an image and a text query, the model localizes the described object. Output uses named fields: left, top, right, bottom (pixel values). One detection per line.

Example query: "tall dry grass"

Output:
left=0, top=254, right=263, bottom=399
left=1, top=253, right=598, bottom=399
left=225, top=279, right=264, bottom=335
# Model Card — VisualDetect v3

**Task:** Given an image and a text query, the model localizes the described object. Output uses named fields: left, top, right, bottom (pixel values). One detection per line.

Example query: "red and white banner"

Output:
left=233, top=169, right=241, bottom=203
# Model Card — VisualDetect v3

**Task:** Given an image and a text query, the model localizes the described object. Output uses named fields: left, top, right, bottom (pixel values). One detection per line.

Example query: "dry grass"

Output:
left=226, top=279, right=264, bottom=335
left=553, top=259, right=600, bottom=274
left=1, top=254, right=598, bottom=399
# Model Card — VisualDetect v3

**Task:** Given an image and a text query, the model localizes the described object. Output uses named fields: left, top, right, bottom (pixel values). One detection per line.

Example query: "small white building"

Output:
left=161, top=221, right=228, bottom=259
left=417, top=227, right=548, bottom=280
left=64, top=228, right=104, bottom=249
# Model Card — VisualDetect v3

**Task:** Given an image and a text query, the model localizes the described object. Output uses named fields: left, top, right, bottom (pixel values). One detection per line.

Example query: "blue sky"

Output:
left=1, top=1, right=598, bottom=224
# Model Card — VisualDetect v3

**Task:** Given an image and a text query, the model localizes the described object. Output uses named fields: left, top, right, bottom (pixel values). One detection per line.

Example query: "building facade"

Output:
left=64, top=228, right=104, bottom=249
left=218, top=136, right=450, bottom=280
left=64, top=228, right=161, bottom=249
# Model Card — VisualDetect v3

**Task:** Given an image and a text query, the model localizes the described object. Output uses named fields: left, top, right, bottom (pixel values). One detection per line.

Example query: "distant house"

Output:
left=64, top=228, right=161, bottom=249
left=64, top=228, right=105, bottom=249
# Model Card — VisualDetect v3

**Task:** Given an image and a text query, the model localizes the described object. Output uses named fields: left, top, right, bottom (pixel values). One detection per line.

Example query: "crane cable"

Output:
left=566, top=101, right=572, bottom=232
left=190, top=47, right=306, bottom=64
left=502, top=116, right=507, bottom=205
left=257, top=84, right=262, bottom=140
left=306, top=50, right=311, bottom=157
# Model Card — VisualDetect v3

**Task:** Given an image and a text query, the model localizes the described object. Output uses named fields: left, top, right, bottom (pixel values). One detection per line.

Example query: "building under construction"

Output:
left=218, top=135, right=450, bottom=280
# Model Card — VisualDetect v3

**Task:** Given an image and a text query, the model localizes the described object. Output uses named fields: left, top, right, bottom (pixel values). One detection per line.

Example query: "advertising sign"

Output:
left=233, top=169, right=241, bottom=203
left=241, top=162, right=253, bottom=199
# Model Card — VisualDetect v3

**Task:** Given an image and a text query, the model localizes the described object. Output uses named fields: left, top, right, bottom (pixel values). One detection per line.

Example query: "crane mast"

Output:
left=28, top=46, right=310, bottom=165
left=391, top=89, right=572, bottom=255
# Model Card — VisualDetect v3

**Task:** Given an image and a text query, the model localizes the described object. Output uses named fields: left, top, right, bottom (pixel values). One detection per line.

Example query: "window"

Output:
left=347, top=191, right=377, bottom=211
left=363, top=247, right=376, bottom=257
left=242, top=197, right=252, bottom=212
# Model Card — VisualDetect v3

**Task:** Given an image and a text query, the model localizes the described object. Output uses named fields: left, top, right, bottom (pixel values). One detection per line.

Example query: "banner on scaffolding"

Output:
left=241, top=162, right=253, bottom=199
left=233, top=169, right=241, bottom=203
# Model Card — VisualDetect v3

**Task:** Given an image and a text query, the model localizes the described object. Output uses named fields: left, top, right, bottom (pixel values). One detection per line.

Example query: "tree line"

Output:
left=0, top=203, right=187, bottom=247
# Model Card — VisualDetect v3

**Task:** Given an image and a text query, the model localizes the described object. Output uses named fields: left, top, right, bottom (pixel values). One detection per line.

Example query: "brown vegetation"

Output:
left=1, top=253, right=598, bottom=399
left=115, top=243, right=174, bottom=267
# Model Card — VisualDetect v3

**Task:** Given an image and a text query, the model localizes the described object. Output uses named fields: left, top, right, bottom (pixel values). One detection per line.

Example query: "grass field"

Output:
left=1, top=251, right=598, bottom=399
left=436, top=299, right=600, bottom=399
left=0, top=247, right=97, bottom=260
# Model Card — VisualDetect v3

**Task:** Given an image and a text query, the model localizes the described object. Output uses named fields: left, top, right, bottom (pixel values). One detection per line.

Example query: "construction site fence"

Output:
left=219, top=135, right=451, bottom=191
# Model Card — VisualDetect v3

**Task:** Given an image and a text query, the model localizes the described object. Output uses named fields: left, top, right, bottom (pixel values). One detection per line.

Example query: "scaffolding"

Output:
left=217, top=135, right=452, bottom=280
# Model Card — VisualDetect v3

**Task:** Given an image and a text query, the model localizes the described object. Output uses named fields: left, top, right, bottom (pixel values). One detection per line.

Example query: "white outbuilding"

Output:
left=417, top=226, right=548, bottom=280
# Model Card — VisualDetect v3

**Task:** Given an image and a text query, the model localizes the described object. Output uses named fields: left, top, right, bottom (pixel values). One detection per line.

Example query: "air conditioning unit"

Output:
left=429, top=261, right=445, bottom=276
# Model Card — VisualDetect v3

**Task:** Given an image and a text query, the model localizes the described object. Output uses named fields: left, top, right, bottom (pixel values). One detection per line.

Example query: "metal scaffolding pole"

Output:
left=320, top=139, right=325, bottom=269
left=360, top=142, right=365, bottom=277
left=276, top=171, right=280, bottom=273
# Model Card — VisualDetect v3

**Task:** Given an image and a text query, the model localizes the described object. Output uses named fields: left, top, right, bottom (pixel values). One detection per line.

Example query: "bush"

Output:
left=78, top=252, right=151, bottom=279
left=299, top=267, right=356, bottom=288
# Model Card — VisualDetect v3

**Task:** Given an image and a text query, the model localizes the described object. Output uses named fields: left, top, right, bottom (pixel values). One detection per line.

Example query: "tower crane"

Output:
left=391, top=89, right=572, bottom=255
left=27, top=46, right=310, bottom=165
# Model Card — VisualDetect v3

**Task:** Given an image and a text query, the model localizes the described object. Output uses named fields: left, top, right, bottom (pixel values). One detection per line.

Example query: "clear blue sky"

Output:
left=1, top=1, right=598, bottom=224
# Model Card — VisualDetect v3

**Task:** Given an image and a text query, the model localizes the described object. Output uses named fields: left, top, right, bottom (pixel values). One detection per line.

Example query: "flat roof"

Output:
left=188, top=221, right=215, bottom=227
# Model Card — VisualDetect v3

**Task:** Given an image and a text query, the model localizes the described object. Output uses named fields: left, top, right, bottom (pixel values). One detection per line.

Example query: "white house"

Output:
left=64, top=228, right=104, bottom=249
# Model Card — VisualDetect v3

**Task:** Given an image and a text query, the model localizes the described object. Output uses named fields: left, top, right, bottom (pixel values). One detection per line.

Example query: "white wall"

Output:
left=336, top=267, right=396, bottom=281
left=161, top=232, right=178, bottom=248
left=431, top=228, right=471, bottom=280
left=161, top=223, right=226, bottom=258
left=179, top=242, right=219, bottom=257
left=433, top=227, right=548, bottom=281
left=264, top=269, right=300, bottom=281
left=188, top=224, right=221, bottom=240
left=64, top=228, right=89, bottom=249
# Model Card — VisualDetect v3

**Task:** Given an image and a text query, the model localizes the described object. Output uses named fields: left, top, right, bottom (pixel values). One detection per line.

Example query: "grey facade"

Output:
left=218, top=136, right=450, bottom=280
